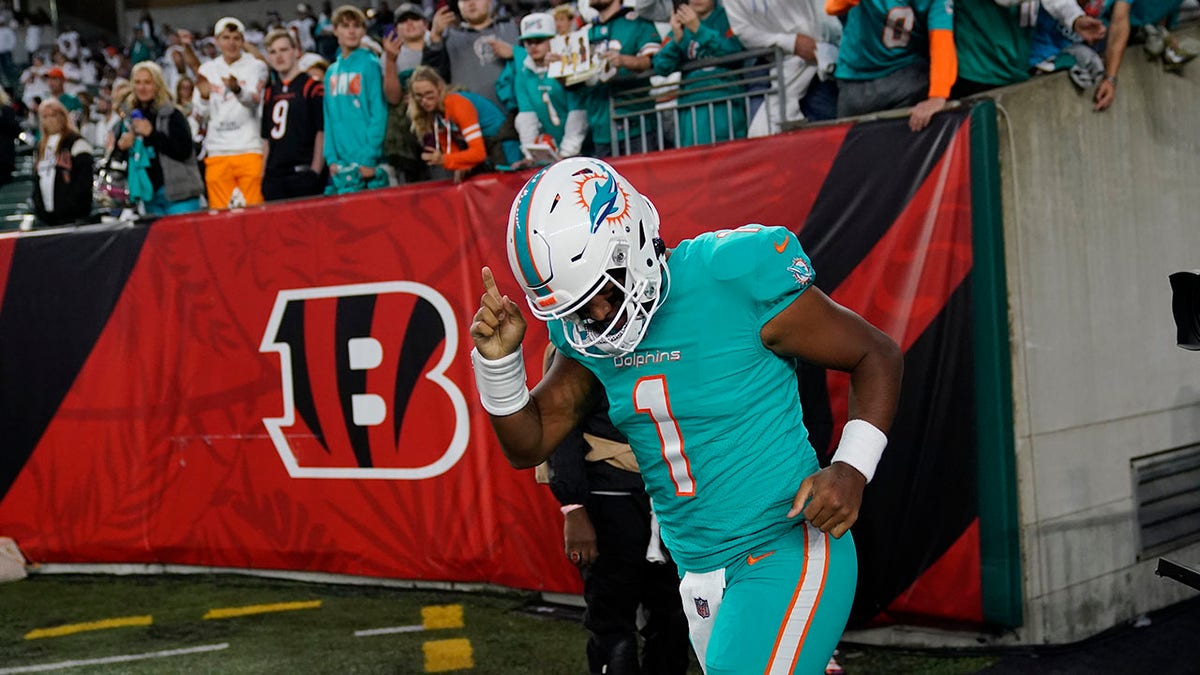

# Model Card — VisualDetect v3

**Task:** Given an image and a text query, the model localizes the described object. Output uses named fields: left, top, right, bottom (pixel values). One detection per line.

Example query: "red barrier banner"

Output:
left=0, top=109, right=981, bottom=625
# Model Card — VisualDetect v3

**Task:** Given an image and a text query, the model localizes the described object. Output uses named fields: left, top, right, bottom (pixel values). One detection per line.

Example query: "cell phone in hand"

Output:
left=672, top=0, right=688, bottom=8
left=130, top=109, right=145, bottom=120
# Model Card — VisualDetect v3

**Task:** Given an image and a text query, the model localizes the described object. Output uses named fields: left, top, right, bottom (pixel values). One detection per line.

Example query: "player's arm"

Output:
left=761, top=286, right=902, bottom=537
left=762, top=287, right=901, bottom=433
left=470, top=267, right=598, bottom=468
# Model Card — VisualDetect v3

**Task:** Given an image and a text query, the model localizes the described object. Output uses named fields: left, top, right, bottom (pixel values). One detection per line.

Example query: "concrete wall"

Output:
left=992, top=25, right=1200, bottom=644
left=843, top=26, right=1200, bottom=650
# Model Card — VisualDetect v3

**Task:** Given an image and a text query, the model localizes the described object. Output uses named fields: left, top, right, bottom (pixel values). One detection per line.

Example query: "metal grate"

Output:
left=1133, top=443, right=1200, bottom=560
left=607, top=47, right=784, bottom=157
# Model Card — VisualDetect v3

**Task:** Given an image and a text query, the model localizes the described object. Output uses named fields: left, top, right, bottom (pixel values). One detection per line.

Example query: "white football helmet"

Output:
left=506, top=157, right=668, bottom=356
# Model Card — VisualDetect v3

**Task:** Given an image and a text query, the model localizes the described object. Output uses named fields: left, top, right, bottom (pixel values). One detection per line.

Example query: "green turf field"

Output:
left=0, top=574, right=995, bottom=674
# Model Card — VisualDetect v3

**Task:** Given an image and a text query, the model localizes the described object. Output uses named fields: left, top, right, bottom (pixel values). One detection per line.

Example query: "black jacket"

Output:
left=0, top=104, right=20, bottom=183
left=545, top=351, right=644, bottom=506
left=32, top=131, right=93, bottom=226
left=111, top=104, right=195, bottom=193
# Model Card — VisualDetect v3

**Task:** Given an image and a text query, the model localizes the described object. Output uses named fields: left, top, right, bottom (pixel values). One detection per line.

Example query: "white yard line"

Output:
left=0, top=643, right=230, bottom=674
left=354, top=624, right=426, bottom=637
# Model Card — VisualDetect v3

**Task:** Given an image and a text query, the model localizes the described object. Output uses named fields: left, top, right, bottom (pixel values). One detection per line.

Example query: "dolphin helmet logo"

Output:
left=575, top=168, right=632, bottom=232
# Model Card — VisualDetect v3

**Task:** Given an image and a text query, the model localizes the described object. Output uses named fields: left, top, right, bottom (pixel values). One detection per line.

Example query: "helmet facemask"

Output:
left=557, top=259, right=669, bottom=357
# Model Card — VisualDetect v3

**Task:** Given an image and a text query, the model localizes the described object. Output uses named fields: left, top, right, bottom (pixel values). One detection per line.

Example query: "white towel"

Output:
left=816, top=42, right=839, bottom=81
left=646, top=509, right=667, bottom=563
left=678, top=567, right=726, bottom=672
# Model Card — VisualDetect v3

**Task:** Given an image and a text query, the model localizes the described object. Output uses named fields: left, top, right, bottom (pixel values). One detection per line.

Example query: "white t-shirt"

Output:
left=288, top=18, right=317, bottom=52
left=56, top=30, right=79, bottom=60
left=0, top=22, right=16, bottom=53
left=24, top=24, right=39, bottom=54
left=20, top=67, right=48, bottom=108
left=37, top=134, right=60, bottom=212
left=193, top=52, right=269, bottom=156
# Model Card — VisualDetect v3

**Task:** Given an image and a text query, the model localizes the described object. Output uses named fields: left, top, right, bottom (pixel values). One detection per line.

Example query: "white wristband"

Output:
left=471, top=347, right=531, bottom=416
left=831, top=419, right=887, bottom=483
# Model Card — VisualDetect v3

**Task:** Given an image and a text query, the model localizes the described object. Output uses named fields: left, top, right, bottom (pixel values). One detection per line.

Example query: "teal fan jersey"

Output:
left=836, top=0, right=955, bottom=80
left=549, top=225, right=821, bottom=573
left=580, top=11, right=662, bottom=146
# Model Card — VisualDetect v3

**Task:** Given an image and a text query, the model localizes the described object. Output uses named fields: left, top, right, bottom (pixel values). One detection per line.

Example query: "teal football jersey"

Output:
left=549, top=225, right=821, bottom=573
left=514, top=63, right=585, bottom=147
left=837, top=0, right=955, bottom=80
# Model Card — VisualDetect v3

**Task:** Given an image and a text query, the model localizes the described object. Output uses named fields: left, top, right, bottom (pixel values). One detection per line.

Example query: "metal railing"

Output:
left=607, top=47, right=786, bottom=157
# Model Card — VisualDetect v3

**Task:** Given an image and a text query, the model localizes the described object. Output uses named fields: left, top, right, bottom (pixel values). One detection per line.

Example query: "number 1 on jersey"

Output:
left=634, top=376, right=695, bottom=496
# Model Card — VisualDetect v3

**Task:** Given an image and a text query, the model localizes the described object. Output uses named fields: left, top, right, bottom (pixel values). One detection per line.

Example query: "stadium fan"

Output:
left=261, top=29, right=326, bottom=201
left=471, top=157, right=902, bottom=673
left=323, top=5, right=389, bottom=194
left=193, top=17, right=270, bottom=208
left=406, top=65, right=504, bottom=181
left=162, top=45, right=196, bottom=97
left=509, top=12, right=588, bottom=165
left=315, top=2, right=339, bottom=62
left=45, top=67, right=83, bottom=124
left=0, top=87, right=16, bottom=186
left=19, top=55, right=49, bottom=108
left=0, top=18, right=15, bottom=87
left=1087, top=0, right=1197, bottom=110
left=826, top=0, right=956, bottom=131
left=299, top=52, right=329, bottom=81
left=1134, top=0, right=1198, bottom=71
left=174, top=77, right=203, bottom=153
left=386, top=2, right=429, bottom=78
left=32, top=98, right=93, bottom=226
left=577, top=0, right=660, bottom=157
left=113, top=62, right=204, bottom=216
left=724, top=0, right=842, bottom=133
left=651, top=0, right=748, bottom=147
left=422, top=0, right=519, bottom=111
left=290, top=3, right=319, bottom=53
left=381, top=4, right=433, bottom=184
left=552, top=4, right=583, bottom=35
left=949, top=0, right=1105, bottom=99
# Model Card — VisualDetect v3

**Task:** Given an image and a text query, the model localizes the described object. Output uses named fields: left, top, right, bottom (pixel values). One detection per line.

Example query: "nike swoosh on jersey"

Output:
left=747, top=550, right=776, bottom=565
left=774, top=239, right=788, bottom=253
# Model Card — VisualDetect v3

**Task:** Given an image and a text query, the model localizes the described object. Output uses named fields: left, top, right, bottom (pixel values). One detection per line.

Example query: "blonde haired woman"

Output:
left=406, top=65, right=504, bottom=181
left=114, top=61, right=204, bottom=215
left=32, top=97, right=94, bottom=226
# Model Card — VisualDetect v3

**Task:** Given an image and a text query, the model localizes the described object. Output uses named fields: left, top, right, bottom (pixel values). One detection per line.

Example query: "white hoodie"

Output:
left=193, top=51, right=268, bottom=156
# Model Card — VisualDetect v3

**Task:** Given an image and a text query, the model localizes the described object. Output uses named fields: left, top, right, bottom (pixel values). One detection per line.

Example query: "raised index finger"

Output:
left=481, top=266, right=503, bottom=301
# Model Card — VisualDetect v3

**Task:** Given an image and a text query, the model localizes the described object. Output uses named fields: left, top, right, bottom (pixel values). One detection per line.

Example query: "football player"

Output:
left=470, top=158, right=902, bottom=673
